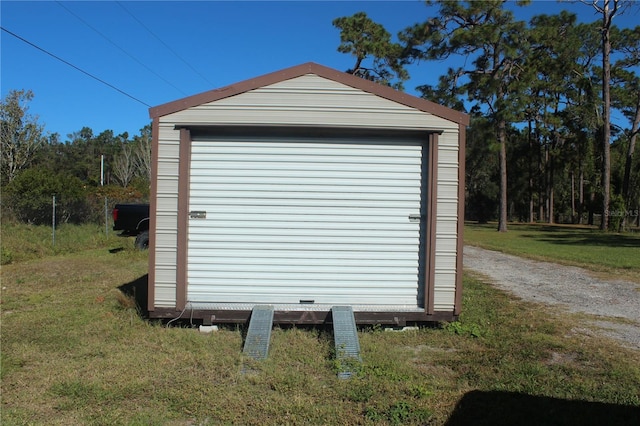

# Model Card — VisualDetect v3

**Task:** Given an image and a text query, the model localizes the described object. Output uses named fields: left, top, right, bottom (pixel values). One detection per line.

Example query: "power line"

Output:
left=55, top=1, right=188, bottom=96
left=1, top=26, right=151, bottom=107
left=116, top=1, right=214, bottom=87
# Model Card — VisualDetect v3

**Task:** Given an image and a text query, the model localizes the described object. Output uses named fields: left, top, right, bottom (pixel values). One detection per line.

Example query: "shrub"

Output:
left=3, top=167, right=88, bottom=225
left=85, top=184, right=147, bottom=224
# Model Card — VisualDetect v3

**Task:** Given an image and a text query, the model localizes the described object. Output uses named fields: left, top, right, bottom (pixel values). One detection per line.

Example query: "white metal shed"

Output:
left=147, top=62, right=469, bottom=325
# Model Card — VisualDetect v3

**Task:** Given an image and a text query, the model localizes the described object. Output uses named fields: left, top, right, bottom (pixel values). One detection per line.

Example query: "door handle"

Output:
left=408, top=214, right=424, bottom=222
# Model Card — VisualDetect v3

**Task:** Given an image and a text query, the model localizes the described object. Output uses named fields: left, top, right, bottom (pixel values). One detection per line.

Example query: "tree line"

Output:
left=1, top=89, right=151, bottom=225
left=333, top=0, right=639, bottom=231
left=2, top=0, right=638, bottom=232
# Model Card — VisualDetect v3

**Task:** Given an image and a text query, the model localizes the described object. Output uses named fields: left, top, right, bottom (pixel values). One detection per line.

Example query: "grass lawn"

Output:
left=464, top=222, right=640, bottom=283
left=0, top=222, right=127, bottom=265
left=1, top=224, right=639, bottom=425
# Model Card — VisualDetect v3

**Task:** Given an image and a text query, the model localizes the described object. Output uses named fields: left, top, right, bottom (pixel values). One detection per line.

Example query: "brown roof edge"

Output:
left=148, top=62, right=470, bottom=126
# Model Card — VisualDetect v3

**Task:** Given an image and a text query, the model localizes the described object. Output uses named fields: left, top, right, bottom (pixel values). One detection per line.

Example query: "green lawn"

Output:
left=1, top=223, right=639, bottom=424
left=1, top=222, right=127, bottom=265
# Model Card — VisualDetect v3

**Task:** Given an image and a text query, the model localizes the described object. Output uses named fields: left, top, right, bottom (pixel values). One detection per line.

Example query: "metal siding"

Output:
left=186, top=135, right=424, bottom=307
left=153, top=123, right=180, bottom=307
left=433, top=130, right=460, bottom=310
left=166, top=75, right=458, bottom=130
left=438, top=165, right=459, bottom=181
left=435, top=252, right=458, bottom=269
left=436, top=219, right=458, bottom=235
left=438, top=148, right=459, bottom=164
left=155, top=283, right=177, bottom=307
left=438, top=131, right=460, bottom=146
left=156, top=161, right=178, bottom=175
left=155, top=215, right=176, bottom=231
left=155, top=249, right=176, bottom=265
left=437, top=201, right=459, bottom=217
left=433, top=285, right=456, bottom=306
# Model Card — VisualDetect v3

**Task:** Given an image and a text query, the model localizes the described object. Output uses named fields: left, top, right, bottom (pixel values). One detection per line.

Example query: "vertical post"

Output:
left=101, top=155, right=108, bottom=235
left=105, top=197, right=108, bottom=235
left=52, top=195, right=56, bottom=246
left=571, top=171, right=575, bottom=222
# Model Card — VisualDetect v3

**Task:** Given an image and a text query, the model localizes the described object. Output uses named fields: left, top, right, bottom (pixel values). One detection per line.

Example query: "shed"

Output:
left=147, top=62, right=469, bottom=326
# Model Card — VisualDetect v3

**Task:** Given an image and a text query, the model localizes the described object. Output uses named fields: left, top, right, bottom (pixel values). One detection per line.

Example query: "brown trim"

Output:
left=424, top=133, right=439, bottom=314
left=148, top=307, right=457, bottom=325
left=454, top=125, right=467, bottom=315
left=175, top=128, right=192, bottom=311
left=149, top=62, right=470, bottom=127
left=147, top=117, right=160, bottom=312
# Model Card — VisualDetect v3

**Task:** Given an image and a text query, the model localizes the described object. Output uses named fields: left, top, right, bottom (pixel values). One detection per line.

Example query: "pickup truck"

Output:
left=112, top=203, right=150, bottom=249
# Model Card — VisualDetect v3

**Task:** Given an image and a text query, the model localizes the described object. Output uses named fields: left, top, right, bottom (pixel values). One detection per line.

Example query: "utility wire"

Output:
left=116, top=1, right=214, bottom=87
left=55, top=1, right=188, bottom=96
left=1, top=26, right=151, bottom=107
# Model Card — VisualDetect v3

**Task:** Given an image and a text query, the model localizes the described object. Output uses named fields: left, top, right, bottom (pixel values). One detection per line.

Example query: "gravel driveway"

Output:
left=463, top=246, right=640, bottom=350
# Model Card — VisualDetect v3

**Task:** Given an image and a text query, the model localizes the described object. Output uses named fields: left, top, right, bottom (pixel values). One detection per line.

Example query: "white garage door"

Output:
left=187, top=133, right=426, bottom=309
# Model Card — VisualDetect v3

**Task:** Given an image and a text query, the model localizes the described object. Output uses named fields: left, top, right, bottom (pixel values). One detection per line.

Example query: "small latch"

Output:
left=189, top=211, right=206, bottom=219
left=408, top=214, right=423, bottom=223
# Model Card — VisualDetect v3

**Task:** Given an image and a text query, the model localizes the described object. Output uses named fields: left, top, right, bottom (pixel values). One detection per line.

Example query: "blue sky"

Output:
left=1, top=0, right=639, bottom=140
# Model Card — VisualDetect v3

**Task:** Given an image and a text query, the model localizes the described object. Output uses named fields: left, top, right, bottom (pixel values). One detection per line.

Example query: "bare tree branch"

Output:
left=0, top=90, right=45, bottom=184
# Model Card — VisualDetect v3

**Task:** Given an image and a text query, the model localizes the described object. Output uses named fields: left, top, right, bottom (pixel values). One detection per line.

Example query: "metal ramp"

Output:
left=242, top=305, right=275, bottom=360
left=240, top=305, right=362, bottom=379
left=332, top=306, right=362, bottom=379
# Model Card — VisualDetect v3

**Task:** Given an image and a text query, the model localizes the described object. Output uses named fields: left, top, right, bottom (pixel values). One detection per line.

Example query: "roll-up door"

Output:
left=186, top=132, right=426, bottom=309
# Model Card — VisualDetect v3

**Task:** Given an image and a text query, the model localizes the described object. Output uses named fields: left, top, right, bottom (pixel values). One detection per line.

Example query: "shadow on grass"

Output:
left=478, top=223, right=640, bottom=248
left=118, top=274, right=149, bottom=318
left=522, top=230, right=640, bottom=248
left=445, top=390, right=640, bottom=426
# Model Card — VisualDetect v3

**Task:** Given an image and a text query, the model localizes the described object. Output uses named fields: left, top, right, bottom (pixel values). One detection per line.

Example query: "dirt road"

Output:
left=463, top=246, right=640, bottom=350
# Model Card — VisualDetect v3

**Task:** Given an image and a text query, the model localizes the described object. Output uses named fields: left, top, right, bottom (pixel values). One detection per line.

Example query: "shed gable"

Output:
left=162, top=74, right=459, bottom=130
